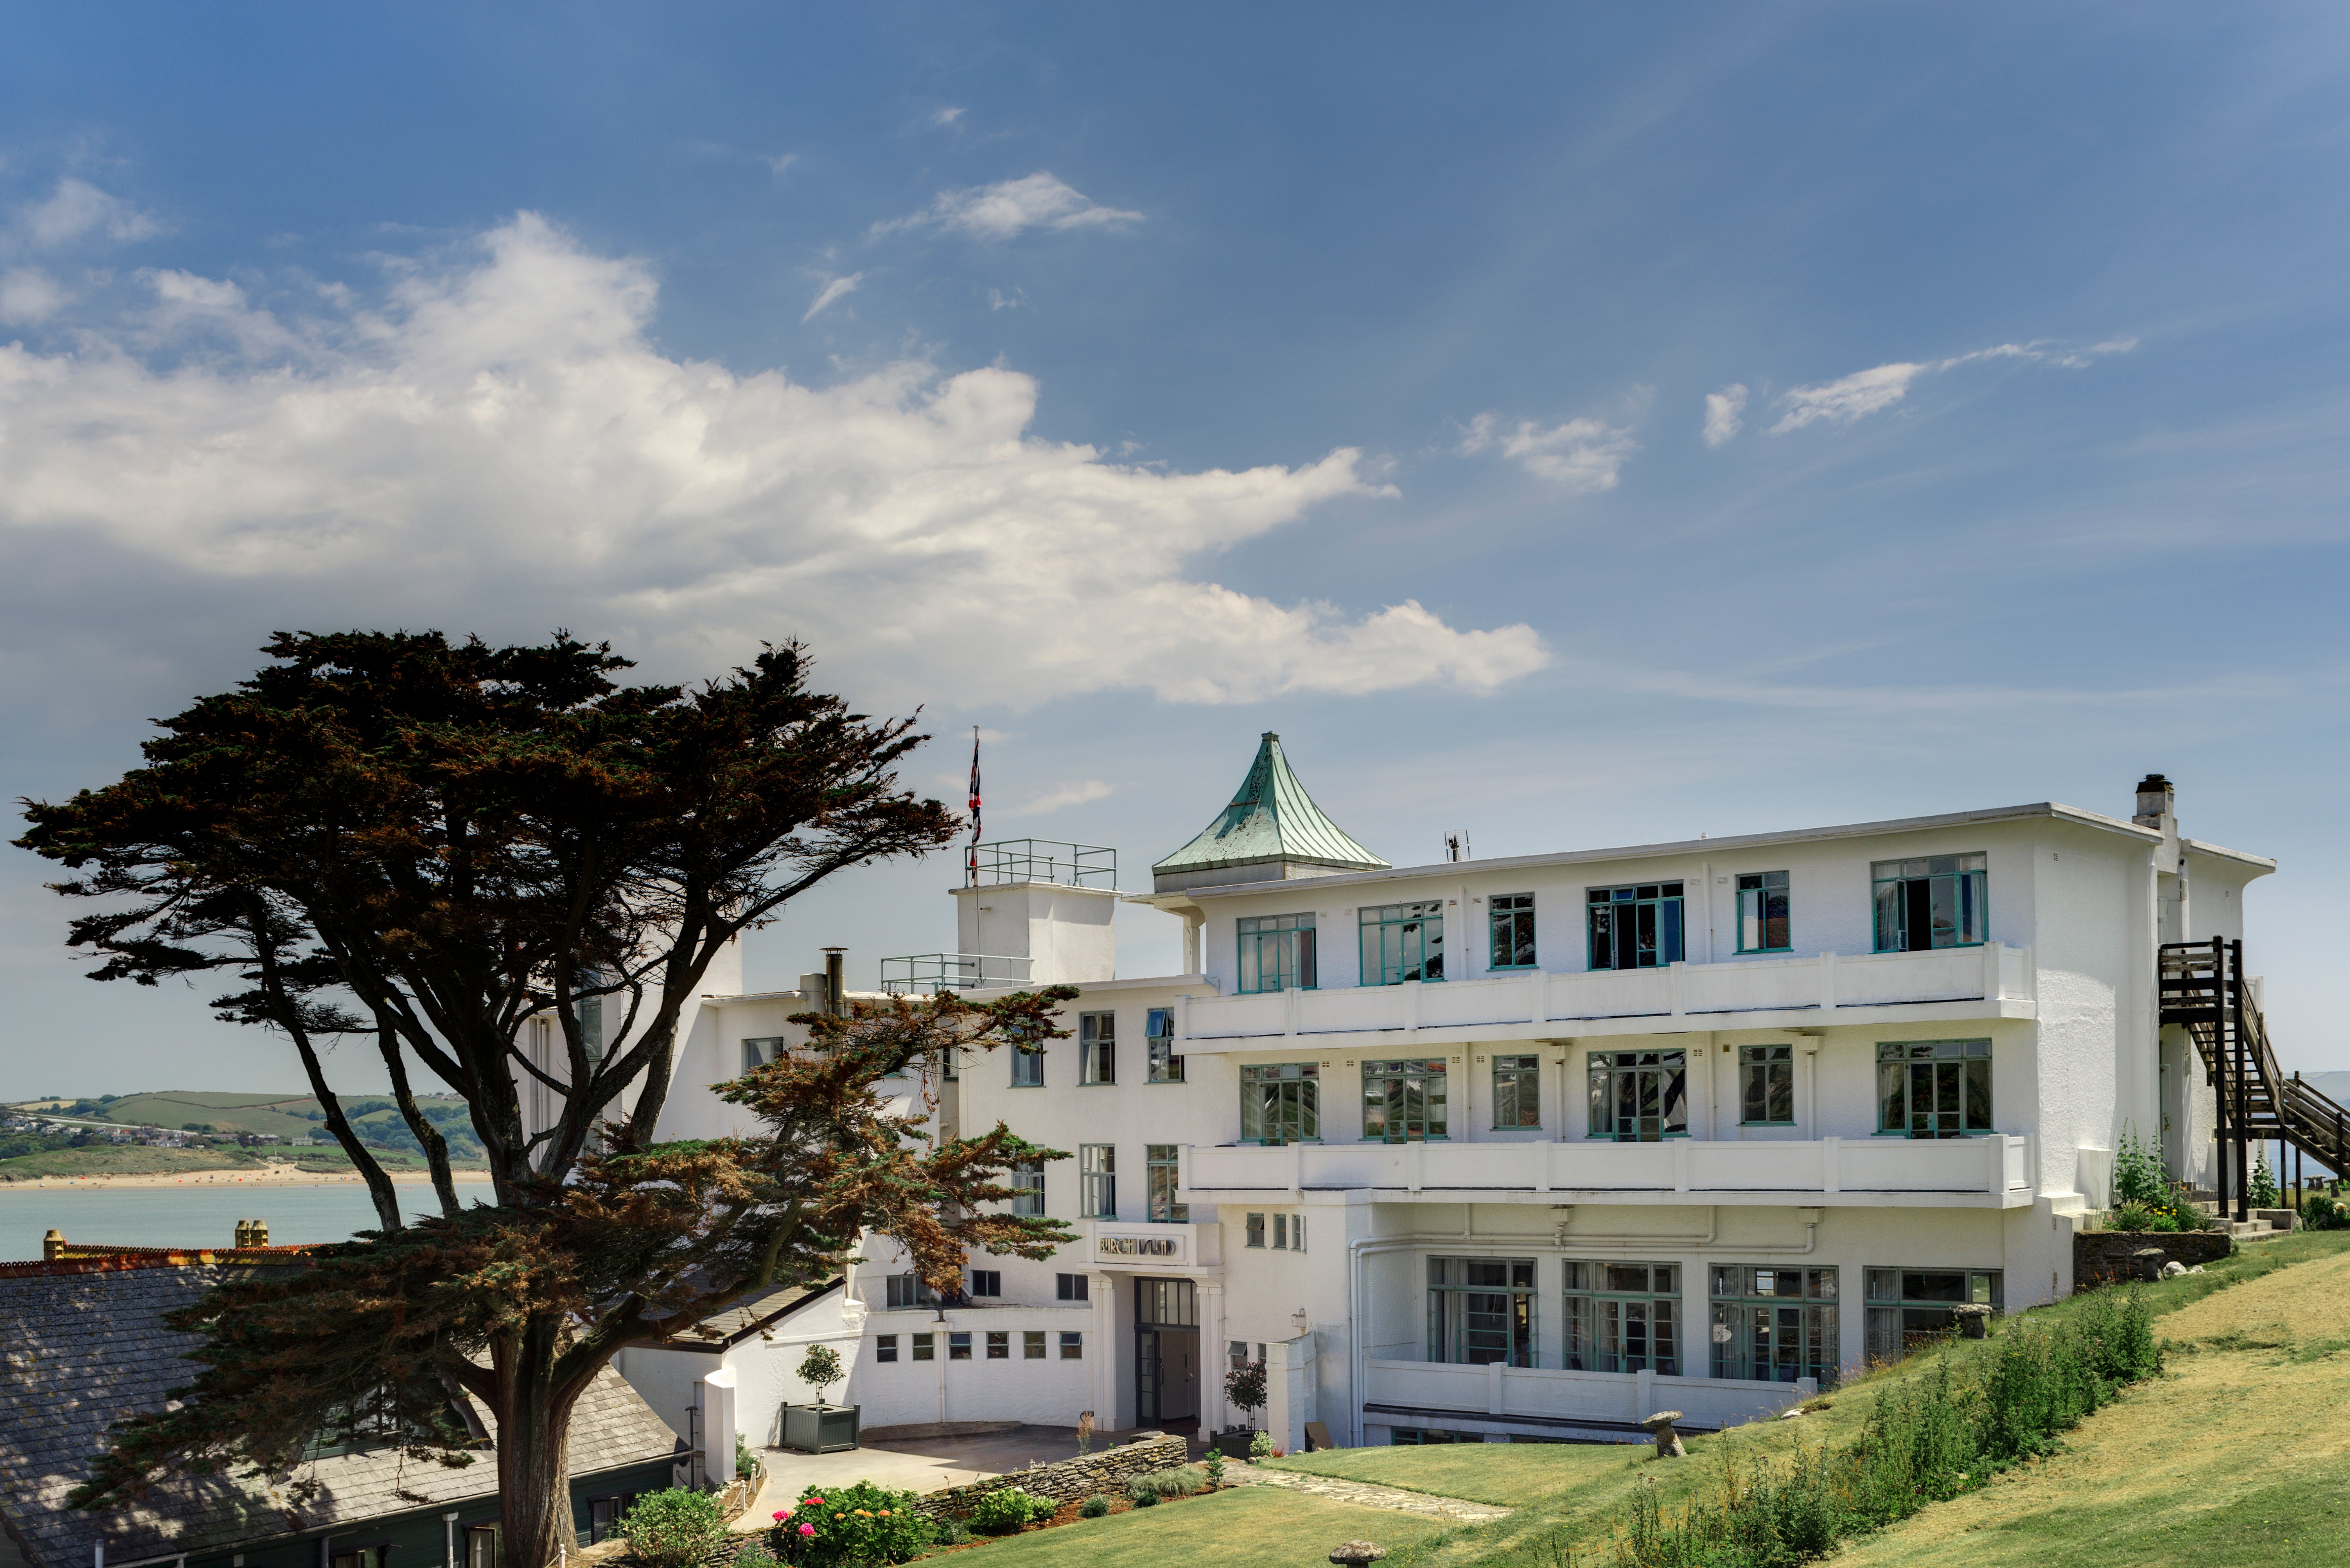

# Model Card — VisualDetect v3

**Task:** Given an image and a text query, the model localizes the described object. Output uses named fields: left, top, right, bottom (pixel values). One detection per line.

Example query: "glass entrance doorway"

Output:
left=1134, top=1276, right=1200, bottom=1426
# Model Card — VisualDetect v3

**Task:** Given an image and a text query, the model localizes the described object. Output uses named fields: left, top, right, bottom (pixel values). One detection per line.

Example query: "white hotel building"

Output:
left=641, top=737, right=2266, bottom=1453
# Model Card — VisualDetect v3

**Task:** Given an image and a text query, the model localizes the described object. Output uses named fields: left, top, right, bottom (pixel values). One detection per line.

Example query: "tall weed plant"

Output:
left=1589, top=1290, right=2160, bottom=1568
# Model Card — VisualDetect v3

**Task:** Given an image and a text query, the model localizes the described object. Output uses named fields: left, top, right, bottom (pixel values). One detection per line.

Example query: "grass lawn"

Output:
left=942, top=1485, right=1446, bottom=1568
left=0, top=1145, right=270, bottom=1178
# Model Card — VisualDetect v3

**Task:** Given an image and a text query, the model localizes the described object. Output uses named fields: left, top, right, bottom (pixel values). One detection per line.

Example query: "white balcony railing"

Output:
left=1180, top=1134, right=2031, bottom=1207
left=1363, top=1358, right=1811, bottom=1435
left=1176, top=943, right=2032, bottom=1046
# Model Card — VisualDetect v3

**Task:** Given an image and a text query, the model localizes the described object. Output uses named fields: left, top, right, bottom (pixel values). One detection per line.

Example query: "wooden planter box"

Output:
left=783, top=1402, right=861, bottom=1454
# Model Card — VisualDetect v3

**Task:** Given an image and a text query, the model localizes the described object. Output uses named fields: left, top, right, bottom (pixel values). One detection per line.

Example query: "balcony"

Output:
left=1363, top=1358, right=1812, bottom=1437
left=1179, top=1134, right=2032, bottom=1209
left=1175, top=943, right=2034, bottom=1047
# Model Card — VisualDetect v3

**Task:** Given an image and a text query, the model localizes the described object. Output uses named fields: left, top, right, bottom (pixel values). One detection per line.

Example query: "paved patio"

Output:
left=743, top=1423, right=1169, bottom=1527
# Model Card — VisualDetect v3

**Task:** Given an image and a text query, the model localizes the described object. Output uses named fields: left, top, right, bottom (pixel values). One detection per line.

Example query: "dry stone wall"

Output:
left=914, top=1433, right=1190, bottom=1518
left=2074, top=1230, right=2230, bottom=1287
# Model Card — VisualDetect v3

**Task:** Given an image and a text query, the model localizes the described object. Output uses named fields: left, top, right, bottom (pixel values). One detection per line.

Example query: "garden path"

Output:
left=1219, top=1464, right=1511, bottom=1523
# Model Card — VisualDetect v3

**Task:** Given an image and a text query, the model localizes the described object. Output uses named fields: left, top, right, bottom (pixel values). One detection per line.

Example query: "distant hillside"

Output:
left=7, top=1089, right=487, bottom=1164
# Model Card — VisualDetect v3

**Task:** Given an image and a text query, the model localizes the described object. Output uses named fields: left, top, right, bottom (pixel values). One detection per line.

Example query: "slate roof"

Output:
left=0, top=1265, right=678, bottom=1568
left=1152, top=732, right=1388, bottom=882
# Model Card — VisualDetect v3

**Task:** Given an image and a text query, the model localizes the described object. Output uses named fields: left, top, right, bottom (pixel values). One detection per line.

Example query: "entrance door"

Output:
left=1134, top=1277, right=1200, bottom=1425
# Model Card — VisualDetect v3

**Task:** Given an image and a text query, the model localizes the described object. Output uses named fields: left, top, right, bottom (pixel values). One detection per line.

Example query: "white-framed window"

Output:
left=1079, top=1011, right=1116, bottom=1085
left=741, top=1036, right=786, bottom=1074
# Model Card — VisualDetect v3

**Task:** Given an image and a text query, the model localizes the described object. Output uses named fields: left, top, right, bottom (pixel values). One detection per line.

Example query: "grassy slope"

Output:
left=1248, top=1232, right=2350, bottom=1568
left=943, top=1486, right=1444, bottom=1568
left=0, top=1145, right=270, bottom=1178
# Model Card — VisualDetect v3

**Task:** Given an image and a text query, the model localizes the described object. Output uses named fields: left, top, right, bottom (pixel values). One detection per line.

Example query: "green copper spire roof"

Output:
left=1151, top=733, right=1389, bottom=890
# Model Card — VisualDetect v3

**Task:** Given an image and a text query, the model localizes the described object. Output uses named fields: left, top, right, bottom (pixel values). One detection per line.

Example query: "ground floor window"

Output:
left=465, top=1526, right=501, bottom=1568
left=1391, top=1428, right=1478, bottom=1444
left=1865, top=1268, right=2002, bottom=1363
left=1242, top=1062, right=1320, bottom=1143
left=1429, top=1257, right=1536, bottom=1367
left=1587, top=1049, right=1689, bottom=1141
left=949, top=1332, right=972, bottom=1360
left=1060, top=1331, right=1084, bottom=1359
left=1024, top=1330, right=1047, bottom=1359
left=1710, top=1266, right=1838, bottom=1385
left=588, top=1496, right=636, bottom=1543
left=1563, top=1261, right=1680, bottom=1374
left=911, top=1333, right=934, bottom=1360
left=875, top=1334, right=898, bottom=1362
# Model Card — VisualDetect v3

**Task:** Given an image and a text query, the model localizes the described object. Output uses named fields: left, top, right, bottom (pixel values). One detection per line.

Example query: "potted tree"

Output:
left=782, top=1343, right=860, bottom=1454
left=1214, top=1359, right=1266, bottom=1460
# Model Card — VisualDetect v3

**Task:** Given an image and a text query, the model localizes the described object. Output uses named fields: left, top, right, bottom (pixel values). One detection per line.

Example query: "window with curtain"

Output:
left=1871, top=853, right=1988, bottom=951
left=1586, top=882, right=1685, bottom=970
left=1079, top=1011, right=1115, bottom=1085
left=1876, top=1040, right=1992, bottom=1137
left=1587, top=1049, right=1689, bottom=1141
left=1011, top=1160, right=1044, bottom=1216
left=1237, top=913, right=1317, bottom=993
left=1736, top=870, right=1791, bottom=953
left=1360, top=901, right=1445, bottom=984
left=1427, top=1257, right=1536, bottom=1366
left=1079, top=1143, right=1115, bottom=1217
left=1563, top=1261, right=1679, bottom=1374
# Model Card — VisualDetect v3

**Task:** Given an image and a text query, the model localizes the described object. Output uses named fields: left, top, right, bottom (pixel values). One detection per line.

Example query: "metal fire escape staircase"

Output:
left=2160, top=938, right=2350, bottom=1220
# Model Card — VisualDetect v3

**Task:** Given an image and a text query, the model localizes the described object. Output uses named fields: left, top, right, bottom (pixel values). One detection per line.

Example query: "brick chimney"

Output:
left=2132, top=774, right=2174, bottom=828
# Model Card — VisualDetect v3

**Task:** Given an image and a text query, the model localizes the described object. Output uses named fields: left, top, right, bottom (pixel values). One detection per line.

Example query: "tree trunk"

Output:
left=496, top=1318, right=583, bottom=1568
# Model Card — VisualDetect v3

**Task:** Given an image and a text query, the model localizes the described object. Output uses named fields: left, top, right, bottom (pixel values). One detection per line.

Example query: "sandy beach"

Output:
left=0, top=1160, right=495, bottom=1191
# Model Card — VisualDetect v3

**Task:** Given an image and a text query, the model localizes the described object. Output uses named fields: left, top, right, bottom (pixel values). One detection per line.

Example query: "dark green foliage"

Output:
left=967, top=1487, right=1050, bottom=1533
left=618, top=1489, right=730, bottom=1568
left=1593, top=1289, right=2163, bottom=1566
left=2305, top=1193, right=2349, bottom=1230
left=1226, top=1357, right=1268, bottom=1419
left=1079, top=1494, right=1111, bottom=1518
left=2112, top=1123, right=2169, bottom=1209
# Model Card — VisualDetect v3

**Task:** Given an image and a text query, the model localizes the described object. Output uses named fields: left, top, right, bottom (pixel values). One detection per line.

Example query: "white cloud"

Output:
left=801, top=272, right=862, bottom=323
left=1003, top=778, right=1114, bottom=817
left=0, top=268, right=67, bottom=325
left=22, top=178, right=161, bottom=249
left=0, top=213, right=1546, bottom=708
left=1457, top=412, right=1636, bottom=491
left=1702, top=384, right=1747, bottom=448
left=987, top=287, right=1025, bottom=311
left=930, top=107, right=966, bottom=129
left=762, top=153, right=799, bottom=176
left=1772, top=338, right=2139, bottom=434
left=875, top=173, right=1142, bottom=241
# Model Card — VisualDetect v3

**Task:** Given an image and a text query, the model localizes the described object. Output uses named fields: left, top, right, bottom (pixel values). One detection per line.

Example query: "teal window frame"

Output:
left=1079, top=1010, right=1115, bottom=1085
left=1735, top=871, right=1791, bottom=954
left=1740, top=1044, right=1796, bottom=1126
left=1010, top=1040, right=1044, bottom=1087
left=1871, top=853, right=1988, bottom=952
left=1237, top=913, right=1317, bottom=993
left=1146, top=1143, right=1190, bottom=1222
left=1709, top=1266, right=1839, bottom=1385
left=1492, top=1053, right=1542, bottom=1129
left=740, top=1036, right=786, bottom=1075
left=1079, top=1143, right=1116, bottom=1218
left=1864, top=1268, right=2002, bottom=1364
left=1428, top=1257, right=1536, bottom=1367
left=1240, top=1062, right=1320, bottom=1144
left=1586, top=1048, right=1689, bottom=1141
left=1359, top=900, right=1445, bottom=984
left=1563, top=1261, right=1680, bottom=1374
left=1586, top=882, right=1685, bottom=970
left=1361, top=1057, right=1449, bottom=1142
left=1145, top=1006, right=1184, bottom=1082
left=1876, top=1039, right=1992, bottom=1137
left=1489, top=892, right=1537, bottom=970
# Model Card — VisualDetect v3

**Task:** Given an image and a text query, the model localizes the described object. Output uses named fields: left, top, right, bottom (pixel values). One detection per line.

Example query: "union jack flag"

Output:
left=966, top=729, right=982, bottom=882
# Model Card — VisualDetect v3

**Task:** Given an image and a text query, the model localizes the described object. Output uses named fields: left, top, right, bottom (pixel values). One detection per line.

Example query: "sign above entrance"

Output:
left=1093, top=1223, right=1192, bottom=1266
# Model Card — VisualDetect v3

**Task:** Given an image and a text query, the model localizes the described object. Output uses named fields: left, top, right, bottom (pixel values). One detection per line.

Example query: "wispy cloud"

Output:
left=0, top=268, right=68, bottom=325
left=1702, top=384, right=1747, bottom=448
left=874, top=173, right=1142, bottom=241
left=801, top=271, right=863, bottom=323
left=1771, top=338, right=2138, bottom=435
left=1458, top=412, right=1636, bottom=491
left=930, top=107, right=966, bottom=129
left=987, top=287, right=1025, bottom=311
left=1004, top=779, right=1114, bottom=817
left=21, top=178, right=160, bottom=249
left=761, top=152, right=798, bottom=176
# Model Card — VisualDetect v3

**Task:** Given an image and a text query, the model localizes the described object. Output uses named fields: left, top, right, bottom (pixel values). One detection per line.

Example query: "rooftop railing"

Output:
left=879, top=952, right=1037, bottom=995
left=965, top=839, right=1117, bottom=889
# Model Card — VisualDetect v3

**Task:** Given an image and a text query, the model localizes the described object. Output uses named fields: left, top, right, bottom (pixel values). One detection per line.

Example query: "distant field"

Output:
left=0, top=1146, right=269, bottom=1179
left=11, top=1089, right=483, bottom=1161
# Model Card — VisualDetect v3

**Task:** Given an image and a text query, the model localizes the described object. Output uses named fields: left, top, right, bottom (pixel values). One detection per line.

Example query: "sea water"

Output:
left=0, top=1180, right=498, bottom=1262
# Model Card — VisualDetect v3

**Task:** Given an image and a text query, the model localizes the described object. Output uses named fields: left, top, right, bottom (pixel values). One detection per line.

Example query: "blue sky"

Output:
left=3, top=3, right=2348, bottom=1096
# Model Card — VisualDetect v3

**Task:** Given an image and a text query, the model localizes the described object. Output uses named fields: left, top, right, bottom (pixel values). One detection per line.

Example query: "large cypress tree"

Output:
left=17, top=631, right=1072, bottom=1561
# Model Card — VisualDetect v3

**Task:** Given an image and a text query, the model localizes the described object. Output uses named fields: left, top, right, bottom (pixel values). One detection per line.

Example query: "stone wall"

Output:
left=913, top=1434, right=1190, bottom=1518
left=2074, top=1230, right=2231, bottom=1287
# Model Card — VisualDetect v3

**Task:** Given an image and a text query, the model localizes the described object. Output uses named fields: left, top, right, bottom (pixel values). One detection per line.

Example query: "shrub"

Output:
left=1203, top=1448, right=1226, bottom=1489
left=619, top=1490, right=731, bottom=1568
left=1125, top=1467, right=1204, bottom=1505
left=968, top=1487, right=1049, bottom=1534
left=2112, top=1203, right=2177, bottom=1233
left=1079, top=1494, right=1111, bottom=1518
left=769, top=1480, right=935, bottom=1566
left=934, top=1520, right=970, bottom=1546
left=2307, top=1193, right=2348, bottom=1230
left=2250, top=1149, right=2281, bottom=1209
left=1249, top=1429, right=1273, bottom=1459
left=1130, top=1487, right=1160, bottom=1508
left=737, top=1431, right=759, bottom=1479
left=735, top=1544, right=783, bottom=1568
left=2113, top=1122, right=2168, bottom=1208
